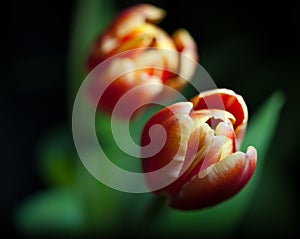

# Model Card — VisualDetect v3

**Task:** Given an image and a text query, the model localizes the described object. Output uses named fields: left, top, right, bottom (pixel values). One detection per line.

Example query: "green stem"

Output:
left=138, top=196, right=167, bottom=233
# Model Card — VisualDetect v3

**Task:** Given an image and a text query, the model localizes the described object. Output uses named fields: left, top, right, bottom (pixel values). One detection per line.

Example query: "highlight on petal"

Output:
left=190, top=89, right=248, bottom=148
left=141, top=102, right=195, bottom=178
left=169, top=146, right=257, bottom=210
left=165, top=29, right=198, bottom=90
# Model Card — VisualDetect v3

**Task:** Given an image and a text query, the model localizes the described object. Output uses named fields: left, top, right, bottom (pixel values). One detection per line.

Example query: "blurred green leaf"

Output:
left=95, top=112, right=140, bottom=172
left=37, top=127, right=76, bottom=186
left=74, top=162, right=132, bottom=235
left=241, top=91, right=285, bottom=159
left=67, top=0, right=116, bottom=105
left=95, top=108, right=162, bottom=173
left=15, top=188, right=86, bottom=236
left=157, top=91, right=285, bottom=237
left=17, top=1, right=118, bottom=236
left=66, top=0, right=118, bottom=232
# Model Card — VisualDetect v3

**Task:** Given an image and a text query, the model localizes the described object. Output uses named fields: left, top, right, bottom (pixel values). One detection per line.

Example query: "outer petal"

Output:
left=190, top=89, right=248, bottom=148
left=110, top=4, right=166, bottom=36
left=164, top=29, right=198, bottom=90
left=164, top=120, right=236, bottom=197
left=141, top=102, right=194, bottom=176
left=172, top=29, right=198, bottom=62
left=169, top=146, right=257, bottom=210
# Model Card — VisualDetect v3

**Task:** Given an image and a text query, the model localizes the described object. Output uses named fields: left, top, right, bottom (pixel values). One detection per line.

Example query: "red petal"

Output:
left=190, top=89, right=247, bottom=129
left=169, top=146, right=257, bottom=210
left=141, top=102, right=194, bottom=174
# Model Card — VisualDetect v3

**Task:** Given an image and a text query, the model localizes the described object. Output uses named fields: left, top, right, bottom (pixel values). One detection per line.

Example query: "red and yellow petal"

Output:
left=86, top=4, right=198, bottom=118
left=190, top=89, right=248, bottom=148
left=111, top=4, right=166, bottom=37
left=141, top=102, right=195, bottom=174
left=163, top=29, right=198, bottom=90
left=169, top=146, right=257, bottom=210
left=87, top=4, right=174, bottom=70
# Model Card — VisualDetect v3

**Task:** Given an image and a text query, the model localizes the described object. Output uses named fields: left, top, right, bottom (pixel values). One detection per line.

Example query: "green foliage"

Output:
left=37, top=127, right=76, bottom=186
left=15, top=188, right=86, bottom=236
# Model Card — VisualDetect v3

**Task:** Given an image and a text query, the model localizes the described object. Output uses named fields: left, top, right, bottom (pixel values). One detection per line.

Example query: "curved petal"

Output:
left=165, top=121, right=236, bottom=197
left=164, top=29, right=198, bottom=90
left=169, top=146, right=257, bottom=210
left=112, top=4, right=166, bottom=36
left=190, top=89, right=248, bottom=148
left=172, top=29, right=198, bottom=61
left=141, top=102, right=194, bottom=174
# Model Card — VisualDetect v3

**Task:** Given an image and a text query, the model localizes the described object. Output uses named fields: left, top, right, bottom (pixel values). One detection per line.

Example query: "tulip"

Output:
left=86, top=4, right=198, bottom=117
left=141, top=89, right=257, bottom=210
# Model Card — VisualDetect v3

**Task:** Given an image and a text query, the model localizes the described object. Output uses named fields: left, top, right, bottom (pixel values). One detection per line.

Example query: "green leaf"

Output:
left=37, top=127, right=76, bottom=186
left=15, top=188, right=86, bottom=236
left=61, top=1, right=128, bottom=235
left=94, top=107, right=162, bottom=173
left=158, top=91, right=285, bottom=237
left=241, top=91, right=285, bottom=159
left=74, top=162, right=133, bottom=235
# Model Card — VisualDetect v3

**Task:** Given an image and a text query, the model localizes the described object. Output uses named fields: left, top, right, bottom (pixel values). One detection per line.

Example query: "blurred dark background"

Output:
left=2, top=0, right=299, bottom=237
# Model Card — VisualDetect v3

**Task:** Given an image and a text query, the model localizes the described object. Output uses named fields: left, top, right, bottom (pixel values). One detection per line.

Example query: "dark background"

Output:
left=2, top=0, right=299, bottom=237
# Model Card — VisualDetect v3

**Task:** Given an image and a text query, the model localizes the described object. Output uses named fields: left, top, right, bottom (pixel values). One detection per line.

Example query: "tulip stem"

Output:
left=139, top=195, right=167, bottom=232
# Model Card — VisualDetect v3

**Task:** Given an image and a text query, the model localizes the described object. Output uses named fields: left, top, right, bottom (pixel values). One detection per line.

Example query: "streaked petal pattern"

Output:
left=141, top=89, right=257, bottom=210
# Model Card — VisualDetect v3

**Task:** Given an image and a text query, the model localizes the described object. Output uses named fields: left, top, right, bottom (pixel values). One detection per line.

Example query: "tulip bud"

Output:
left=141, top=89, right=257, bottom=210
left=86, top=4, right=198, bottom=117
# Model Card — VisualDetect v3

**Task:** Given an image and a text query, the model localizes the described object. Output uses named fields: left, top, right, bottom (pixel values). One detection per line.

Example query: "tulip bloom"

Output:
left=141, top=89, right=257, bottom=210
left=86, top=4, right=198, bottom=117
